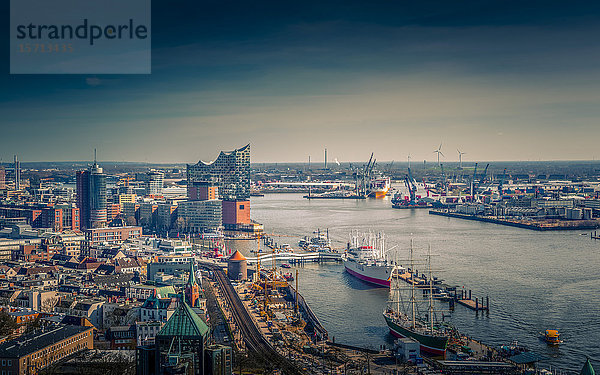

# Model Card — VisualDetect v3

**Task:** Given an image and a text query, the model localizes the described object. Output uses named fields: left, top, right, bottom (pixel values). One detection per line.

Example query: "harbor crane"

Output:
left=480, top=163, right=490, bottom=183
left=499, top=168, right=507, bottom=194
left=440, top=163, right=447, bottom=194
left=471, top=163, right=478, bottom=198
left=404, top=167, right=419, bottom=205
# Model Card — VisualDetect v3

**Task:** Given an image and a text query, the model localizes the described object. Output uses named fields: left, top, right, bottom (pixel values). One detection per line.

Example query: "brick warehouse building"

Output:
left=0, top=203, right=79, bottom=231
left=0, top=325, right=93, bottom=375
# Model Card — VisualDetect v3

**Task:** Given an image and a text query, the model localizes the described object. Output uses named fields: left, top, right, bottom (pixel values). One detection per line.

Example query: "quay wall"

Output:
left=286, top=284, right=328, bottom=341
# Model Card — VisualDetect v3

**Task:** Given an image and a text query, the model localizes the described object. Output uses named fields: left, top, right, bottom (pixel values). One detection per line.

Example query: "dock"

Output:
left=456, top=298, right=489, bottom=311
left=286, top=284, right=328, bottom=341
left=303, top=194, right=366, bottom=200
left=429, top=209, right=600, bottom=231
left=395, top=272, right=490, bottom=313
left=454, top=290, right=489, bottom=312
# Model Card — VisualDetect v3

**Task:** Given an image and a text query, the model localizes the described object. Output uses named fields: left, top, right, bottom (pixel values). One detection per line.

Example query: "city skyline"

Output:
left=2, top=0, right=600, bottom=162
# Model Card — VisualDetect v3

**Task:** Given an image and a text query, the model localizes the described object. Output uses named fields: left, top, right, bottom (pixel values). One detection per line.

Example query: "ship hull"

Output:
left=384, top=314, right=448, bottom=356
left=343, top=260, right=391, bottom=287
left=369, top=189, right=389, bottom=199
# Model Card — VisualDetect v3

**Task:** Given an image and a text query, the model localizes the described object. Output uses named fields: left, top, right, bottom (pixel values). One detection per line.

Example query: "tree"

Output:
left=175, top=217, right=186, bottom=232
left=41, top=296, right=59, bottom=313
left=0, top=310, right=17, bottom=336
left=125, top=216, right=137, bottom=226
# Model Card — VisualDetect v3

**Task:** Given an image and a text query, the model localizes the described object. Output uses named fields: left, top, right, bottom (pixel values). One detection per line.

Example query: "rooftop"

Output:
left=0, top=325, right=92, bottom=358
left=157, top=301, right=209, bottom=338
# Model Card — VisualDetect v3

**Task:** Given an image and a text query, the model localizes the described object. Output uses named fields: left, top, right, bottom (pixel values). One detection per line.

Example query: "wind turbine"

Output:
left=457, top=149, right=466, bottom=169
left=433, top=143, right=444, bottom=166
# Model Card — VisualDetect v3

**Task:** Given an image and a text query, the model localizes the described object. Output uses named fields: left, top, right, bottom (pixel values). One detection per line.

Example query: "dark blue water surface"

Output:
left=228, top=193, right=599, bottom=372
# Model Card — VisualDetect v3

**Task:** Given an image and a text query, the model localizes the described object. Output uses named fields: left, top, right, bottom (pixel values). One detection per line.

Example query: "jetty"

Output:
left=454, top=289, right=489, bottom=312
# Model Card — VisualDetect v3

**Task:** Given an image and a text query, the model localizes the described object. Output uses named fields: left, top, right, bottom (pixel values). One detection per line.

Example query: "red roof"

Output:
left=229, top=251, right=247, bottom=261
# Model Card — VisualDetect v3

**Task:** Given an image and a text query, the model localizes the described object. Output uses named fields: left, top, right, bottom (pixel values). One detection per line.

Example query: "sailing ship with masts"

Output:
left=383, top=241, right=450, bottom=356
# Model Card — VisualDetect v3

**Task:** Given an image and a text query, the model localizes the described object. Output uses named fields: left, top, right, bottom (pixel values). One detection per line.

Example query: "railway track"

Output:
left=202, top=263, right=302, bottom=374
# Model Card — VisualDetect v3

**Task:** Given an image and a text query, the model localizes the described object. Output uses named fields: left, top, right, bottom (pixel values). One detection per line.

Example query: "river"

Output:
left=228, top=193, right=599, bottom=372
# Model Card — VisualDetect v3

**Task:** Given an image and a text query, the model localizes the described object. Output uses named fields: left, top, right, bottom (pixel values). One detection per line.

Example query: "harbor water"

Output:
left=228, top=193, right=600, bottom=372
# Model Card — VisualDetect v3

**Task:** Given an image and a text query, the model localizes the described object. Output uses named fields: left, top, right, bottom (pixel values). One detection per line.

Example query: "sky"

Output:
left=2, top=0, right=600, bottom=164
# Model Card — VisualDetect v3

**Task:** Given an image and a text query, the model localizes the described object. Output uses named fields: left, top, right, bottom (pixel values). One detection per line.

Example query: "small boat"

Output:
left=283, top=273, right=294, bottom=281
left=543, top=330, right=561, bottom=345
left=281, top=263, right=291, bottom=269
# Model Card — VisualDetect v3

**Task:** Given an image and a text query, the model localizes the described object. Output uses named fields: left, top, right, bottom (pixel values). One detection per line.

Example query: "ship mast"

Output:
left=395, top=246, right=400, bottom=316
left=410, top=239, right=416, bottom=329
left=428, top=244, right=434, bottom=333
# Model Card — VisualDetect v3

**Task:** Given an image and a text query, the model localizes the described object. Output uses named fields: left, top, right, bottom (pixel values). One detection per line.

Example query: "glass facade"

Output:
left=186, top=144, right=250, bottom=201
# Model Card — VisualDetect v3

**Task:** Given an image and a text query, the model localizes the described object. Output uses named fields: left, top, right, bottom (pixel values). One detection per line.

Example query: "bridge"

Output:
left=245, top=251, right=343, bottom=265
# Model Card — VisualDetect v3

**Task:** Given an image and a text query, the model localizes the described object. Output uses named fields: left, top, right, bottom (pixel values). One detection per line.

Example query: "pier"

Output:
left=455, top=290, right=489, bottom=312
left=429, top=209, right=600, bottom=231
left=395, top=271, right=490, bottom=313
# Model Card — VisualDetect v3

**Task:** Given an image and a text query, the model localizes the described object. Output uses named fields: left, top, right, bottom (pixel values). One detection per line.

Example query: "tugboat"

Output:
left=543, top=330, right=562, bottom=345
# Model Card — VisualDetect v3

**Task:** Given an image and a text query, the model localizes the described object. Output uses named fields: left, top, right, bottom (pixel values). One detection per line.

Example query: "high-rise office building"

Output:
left=13, top=155, right=20, bottom=190
left=145, top=170, right=164, bottom=196
left=77, top=157, right=107, bottom=229
left=0, top=166, right=5, bottom=190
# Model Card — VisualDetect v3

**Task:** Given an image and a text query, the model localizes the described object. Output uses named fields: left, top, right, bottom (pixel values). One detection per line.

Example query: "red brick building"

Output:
left=222, top=200, right=251, bottom=229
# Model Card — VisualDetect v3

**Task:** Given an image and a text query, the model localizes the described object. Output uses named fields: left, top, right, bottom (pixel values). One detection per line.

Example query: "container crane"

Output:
left=499, top=168, right=507, bottom=195
left=440, top=163, right=447, bottom=195
left=471, top=163, right=478, bottom=199
left=481, top=163, right=490, bottom=183
left=404, top=167, right=418, bottom=205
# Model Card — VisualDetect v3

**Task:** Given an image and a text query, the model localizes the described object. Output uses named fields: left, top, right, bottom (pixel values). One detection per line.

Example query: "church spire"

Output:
left=187, top=260, right=197, bottom=286
left=185, top=260, right=200, bottom=307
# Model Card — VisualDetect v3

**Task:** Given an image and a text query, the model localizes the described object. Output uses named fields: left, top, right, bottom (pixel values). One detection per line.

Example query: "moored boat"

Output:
left=384, top=241, right=449, bottom=356
left=368, top=177, right=391, bottom=198
left=342, top=230, right=400, bottom=287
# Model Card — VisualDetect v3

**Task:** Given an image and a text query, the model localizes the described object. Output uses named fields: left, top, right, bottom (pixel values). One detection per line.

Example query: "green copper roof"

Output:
left=581, top=358, right=596, bottom=375
left=157, top=300, right=209, bottom=338
left=156, top=285, right=176, bottom=298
